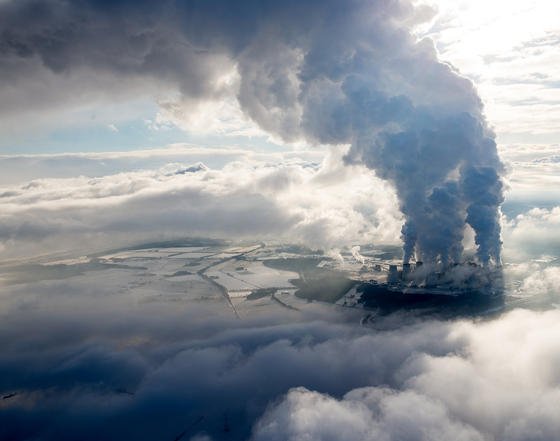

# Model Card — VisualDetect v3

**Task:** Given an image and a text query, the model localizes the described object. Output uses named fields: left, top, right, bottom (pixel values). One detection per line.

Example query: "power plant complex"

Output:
left=377, top=259, right=502, bottom=297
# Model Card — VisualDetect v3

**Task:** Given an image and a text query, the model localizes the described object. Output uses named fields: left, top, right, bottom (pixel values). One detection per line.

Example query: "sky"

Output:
left=1, top=1, right=560, bottom=440
left=419, top=0, right=560, bottom=145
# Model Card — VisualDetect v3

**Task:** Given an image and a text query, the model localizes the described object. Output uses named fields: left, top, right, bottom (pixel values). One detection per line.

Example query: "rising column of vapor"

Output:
left=229, top=0, right=505, bottom=266
left=0, top=0, right=504, bottom=264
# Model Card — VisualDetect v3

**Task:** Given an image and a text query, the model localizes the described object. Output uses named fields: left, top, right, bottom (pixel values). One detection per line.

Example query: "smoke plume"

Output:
left=0, top=0, right=504, bottom=264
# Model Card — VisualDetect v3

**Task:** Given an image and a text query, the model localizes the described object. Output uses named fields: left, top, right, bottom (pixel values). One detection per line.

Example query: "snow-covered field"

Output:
left=206, top=260, right=298, bottom=295
left=0, top=243, right=313, bottom=318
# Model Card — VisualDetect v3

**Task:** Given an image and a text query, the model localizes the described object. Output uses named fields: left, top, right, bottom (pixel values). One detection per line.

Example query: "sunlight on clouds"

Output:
left=157, top=97, right=265, bottom=138
left=503, top=207, right=560, bottom=261
left=421, top=0, right=559, bottom=53
left=420, top=0, right=560, bottom=142
left=254, top=309, right=560, bottom=441
left=0, top=147, right=402, bottom=259
left=153, top=67, right=268, bottom=138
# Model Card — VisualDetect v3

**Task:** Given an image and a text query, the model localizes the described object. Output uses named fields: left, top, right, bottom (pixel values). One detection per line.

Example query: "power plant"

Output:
left=351, top=257, right=505, bottom=316
left=380, top=259, right=502, bottom=297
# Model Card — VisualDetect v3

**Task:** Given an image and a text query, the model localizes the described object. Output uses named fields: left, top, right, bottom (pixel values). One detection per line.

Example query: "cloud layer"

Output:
left=1, top=143, right=559, bottom=262
left=3, top=271, right=560, bottom=441
left=254, top=308, right=560, bottom=441
left=0, top=147, right=402, bottom=258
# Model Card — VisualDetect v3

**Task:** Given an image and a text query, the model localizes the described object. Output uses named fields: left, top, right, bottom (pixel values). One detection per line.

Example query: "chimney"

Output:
left=402, top=263, right=411, bottom=279
left=387, top=265, right=399, bottom=284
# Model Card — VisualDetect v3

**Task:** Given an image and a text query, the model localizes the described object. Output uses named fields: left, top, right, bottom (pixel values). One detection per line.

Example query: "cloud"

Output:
left=418, top=1, right=560, bottom=146
left=0, top=145, right=324, bottom=185
left=3, top=271, right=560, bottom=441
left=0, top=147, right=402, bottom=258
left=253, top=387, right=484, bottom=441
left=252, top=308, right=560, bottom=441
left=500, top=144, right=560, bottom=202
left=502, top=207, right=560, bottom=261
left=516, top=265, right=560, bottom=303
left=0, top=142, right=555, bottom=263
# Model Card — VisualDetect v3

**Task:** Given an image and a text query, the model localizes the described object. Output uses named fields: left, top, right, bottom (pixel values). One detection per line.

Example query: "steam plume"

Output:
left=0, top=0, right=504, bottom=264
